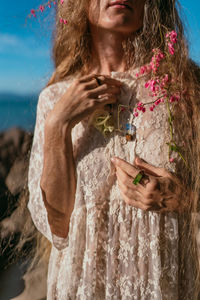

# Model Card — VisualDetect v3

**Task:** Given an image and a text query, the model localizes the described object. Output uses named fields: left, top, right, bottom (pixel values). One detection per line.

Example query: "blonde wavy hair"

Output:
left=13, top=0, right=200, bottom=298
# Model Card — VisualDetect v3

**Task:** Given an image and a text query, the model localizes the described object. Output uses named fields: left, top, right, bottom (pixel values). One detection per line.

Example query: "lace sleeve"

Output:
left=27, top=84, right=70, bottom=251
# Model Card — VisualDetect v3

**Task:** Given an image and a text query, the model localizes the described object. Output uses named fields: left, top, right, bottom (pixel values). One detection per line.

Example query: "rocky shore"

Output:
left=0, top=127, right=47, bottom=300
left=0, top=127, right=33, bottom=222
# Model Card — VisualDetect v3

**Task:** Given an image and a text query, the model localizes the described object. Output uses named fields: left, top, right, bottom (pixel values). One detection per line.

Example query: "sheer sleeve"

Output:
left=27, top=83, right=70, bottom=251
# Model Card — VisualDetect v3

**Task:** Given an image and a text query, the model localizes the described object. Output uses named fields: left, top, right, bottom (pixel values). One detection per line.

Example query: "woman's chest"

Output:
left=72, top=105, right=171, bottom=186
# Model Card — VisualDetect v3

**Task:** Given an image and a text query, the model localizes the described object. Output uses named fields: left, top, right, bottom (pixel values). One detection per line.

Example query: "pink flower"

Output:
left=155, top=99, right=161, bottom=106
left=140, top=66, right=147, bottom=75
left=174, top=93, right=180, bottom=101
left=169, top=157, right=174, bottom=163
left=169, top=31, right=177, bottom=43
left=169, top=96, right=175, bottom=103
left=31, top=9, right=36, bottom=17
left=134, top=112, right=139, bottom=117
left=61, top=0, right=64, bottom=4
left=63, top=19, right=68, bottom=24
left=168, top=43, right=175, bottom=55
left=166, top=31, right=177, bottom=55
left=166, top=31, right=177, bottom=44
left=39, top=5, right=45, bottom=12
left=150, top=105, right=155, bottom=111
left=161, top=74, right=169, bottom=88
left=60, top=18, right=63, bottom=23
left=136, top=102, right=145, bottom=113
left=142, top=107, right=146, bottom=113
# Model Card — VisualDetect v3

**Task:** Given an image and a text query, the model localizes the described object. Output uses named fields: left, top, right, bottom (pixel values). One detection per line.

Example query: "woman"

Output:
left=28, top=0, right=200, bottom=299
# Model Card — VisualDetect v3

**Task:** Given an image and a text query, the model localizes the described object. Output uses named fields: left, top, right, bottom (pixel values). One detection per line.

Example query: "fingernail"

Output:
left=136, top=156, right=142, bottom=163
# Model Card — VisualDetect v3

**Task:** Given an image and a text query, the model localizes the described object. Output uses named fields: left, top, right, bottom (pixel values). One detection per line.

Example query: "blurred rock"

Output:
left=6, top=157, right=29, bottom=196
left=11, top=262, right=47, bottom=300
left=0, top=127, right=33, bottom=220
left=0, top=127, right=47, bottom=300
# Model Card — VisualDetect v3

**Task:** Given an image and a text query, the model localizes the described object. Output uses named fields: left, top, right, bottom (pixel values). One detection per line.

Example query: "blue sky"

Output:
left=0, top=0, right=200, bottom=95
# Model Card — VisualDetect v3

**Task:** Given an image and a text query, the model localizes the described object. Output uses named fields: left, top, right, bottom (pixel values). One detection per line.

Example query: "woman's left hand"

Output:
left=111, top=156, right=184, bottom=213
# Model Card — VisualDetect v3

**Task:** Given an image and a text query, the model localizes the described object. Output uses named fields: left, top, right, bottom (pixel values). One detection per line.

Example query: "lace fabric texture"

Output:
left=28, top=71, right=193, bottom=299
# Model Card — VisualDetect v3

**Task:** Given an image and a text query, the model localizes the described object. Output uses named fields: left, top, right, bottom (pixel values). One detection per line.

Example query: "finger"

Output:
left=79, top=74, right=123, bottom=87
left=117, top=174, right=142, bottom=201
left=134, top=157, right=167, bottom=177
left=145, top=176, right=158, bottom=191
left=89, top=84, right=121, bottom=98
left=121, top=191, right=151, bottom=211
left=116, top=167, right=156, bottom=207
left=85, top=77, right=122, bottom=91
left=117, top=172, right=157, bottom=207
left=111, top=157, right=140, bottom=178
left=95, top=94, right=117, bottom=106
left=115, top=166, right=159, bottom=208
left=84, top=78, right=100, bottom=90
left=115, top=166, right=144, bottom=194
left=78, top=74, right=98, bottom=83
left=97, top=75, right=123, bottom=87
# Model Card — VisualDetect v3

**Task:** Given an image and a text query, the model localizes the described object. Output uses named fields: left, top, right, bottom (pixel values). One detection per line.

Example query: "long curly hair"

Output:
left=14, top=0, right=200, bottom=298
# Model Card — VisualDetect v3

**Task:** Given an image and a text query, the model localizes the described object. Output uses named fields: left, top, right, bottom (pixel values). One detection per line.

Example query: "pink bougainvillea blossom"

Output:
left=31, top=9, right=36, bottom=17
left=150, top=48, right=165, bottom=73
left=30, top=0, right=68, bottom=24
left=136, top=48, right=165, bottom=77
left=166, top=31, right=177, bottom=44
left=133, top=30, right=185, bottom=164
left=134, top=30, right=180, bottom=116
left=39, top=5, right=45, bottom=12
left=166, top=30, right=177, bottom=55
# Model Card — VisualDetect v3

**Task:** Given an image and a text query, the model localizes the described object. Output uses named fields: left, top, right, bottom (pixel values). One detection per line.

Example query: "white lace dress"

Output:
left=27, top=71, right=193, bottom=299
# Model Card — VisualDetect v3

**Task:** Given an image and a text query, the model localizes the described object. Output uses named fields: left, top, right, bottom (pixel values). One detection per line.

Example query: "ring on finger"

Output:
left=132, top=171, right=149, bottom=186
left=132, top=171, right=145, bottom=185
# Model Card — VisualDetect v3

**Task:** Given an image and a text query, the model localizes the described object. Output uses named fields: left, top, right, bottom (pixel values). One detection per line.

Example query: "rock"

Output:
left=0, top=127, right=48, bottom=300
left=6, top=157, right=29, bottom=196
left=10, top=262, right=47, bottom=300
left=0, top=127, right=33, bottom=180
left=0, top=127, right=24, bottom=149
left=0, top=128, right=33, bottom=219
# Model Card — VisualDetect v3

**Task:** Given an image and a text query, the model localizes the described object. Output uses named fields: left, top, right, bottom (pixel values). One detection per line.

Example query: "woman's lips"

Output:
left=108, top=1, right=132, bottom=11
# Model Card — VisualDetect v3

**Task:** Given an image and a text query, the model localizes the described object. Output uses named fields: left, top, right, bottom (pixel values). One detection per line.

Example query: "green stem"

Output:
left=166, top=96, right=173, bottom=141
left=177, top=151, right=187, bottom=165
left=166, top=95, right=187, bottom=166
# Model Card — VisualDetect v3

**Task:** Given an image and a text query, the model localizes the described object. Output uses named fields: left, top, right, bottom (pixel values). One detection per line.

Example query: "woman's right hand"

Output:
left=40, top=74, right=122, bottom=231
left=45, top=74, right=122, bottom=132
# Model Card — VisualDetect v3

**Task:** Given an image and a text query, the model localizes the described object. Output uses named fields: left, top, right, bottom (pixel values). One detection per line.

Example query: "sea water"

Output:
left=0, top=97, right=37, bottom=132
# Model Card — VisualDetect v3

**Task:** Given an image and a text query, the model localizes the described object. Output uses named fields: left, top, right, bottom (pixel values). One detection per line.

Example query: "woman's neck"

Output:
left=90, top=27, right=127, bottom=75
